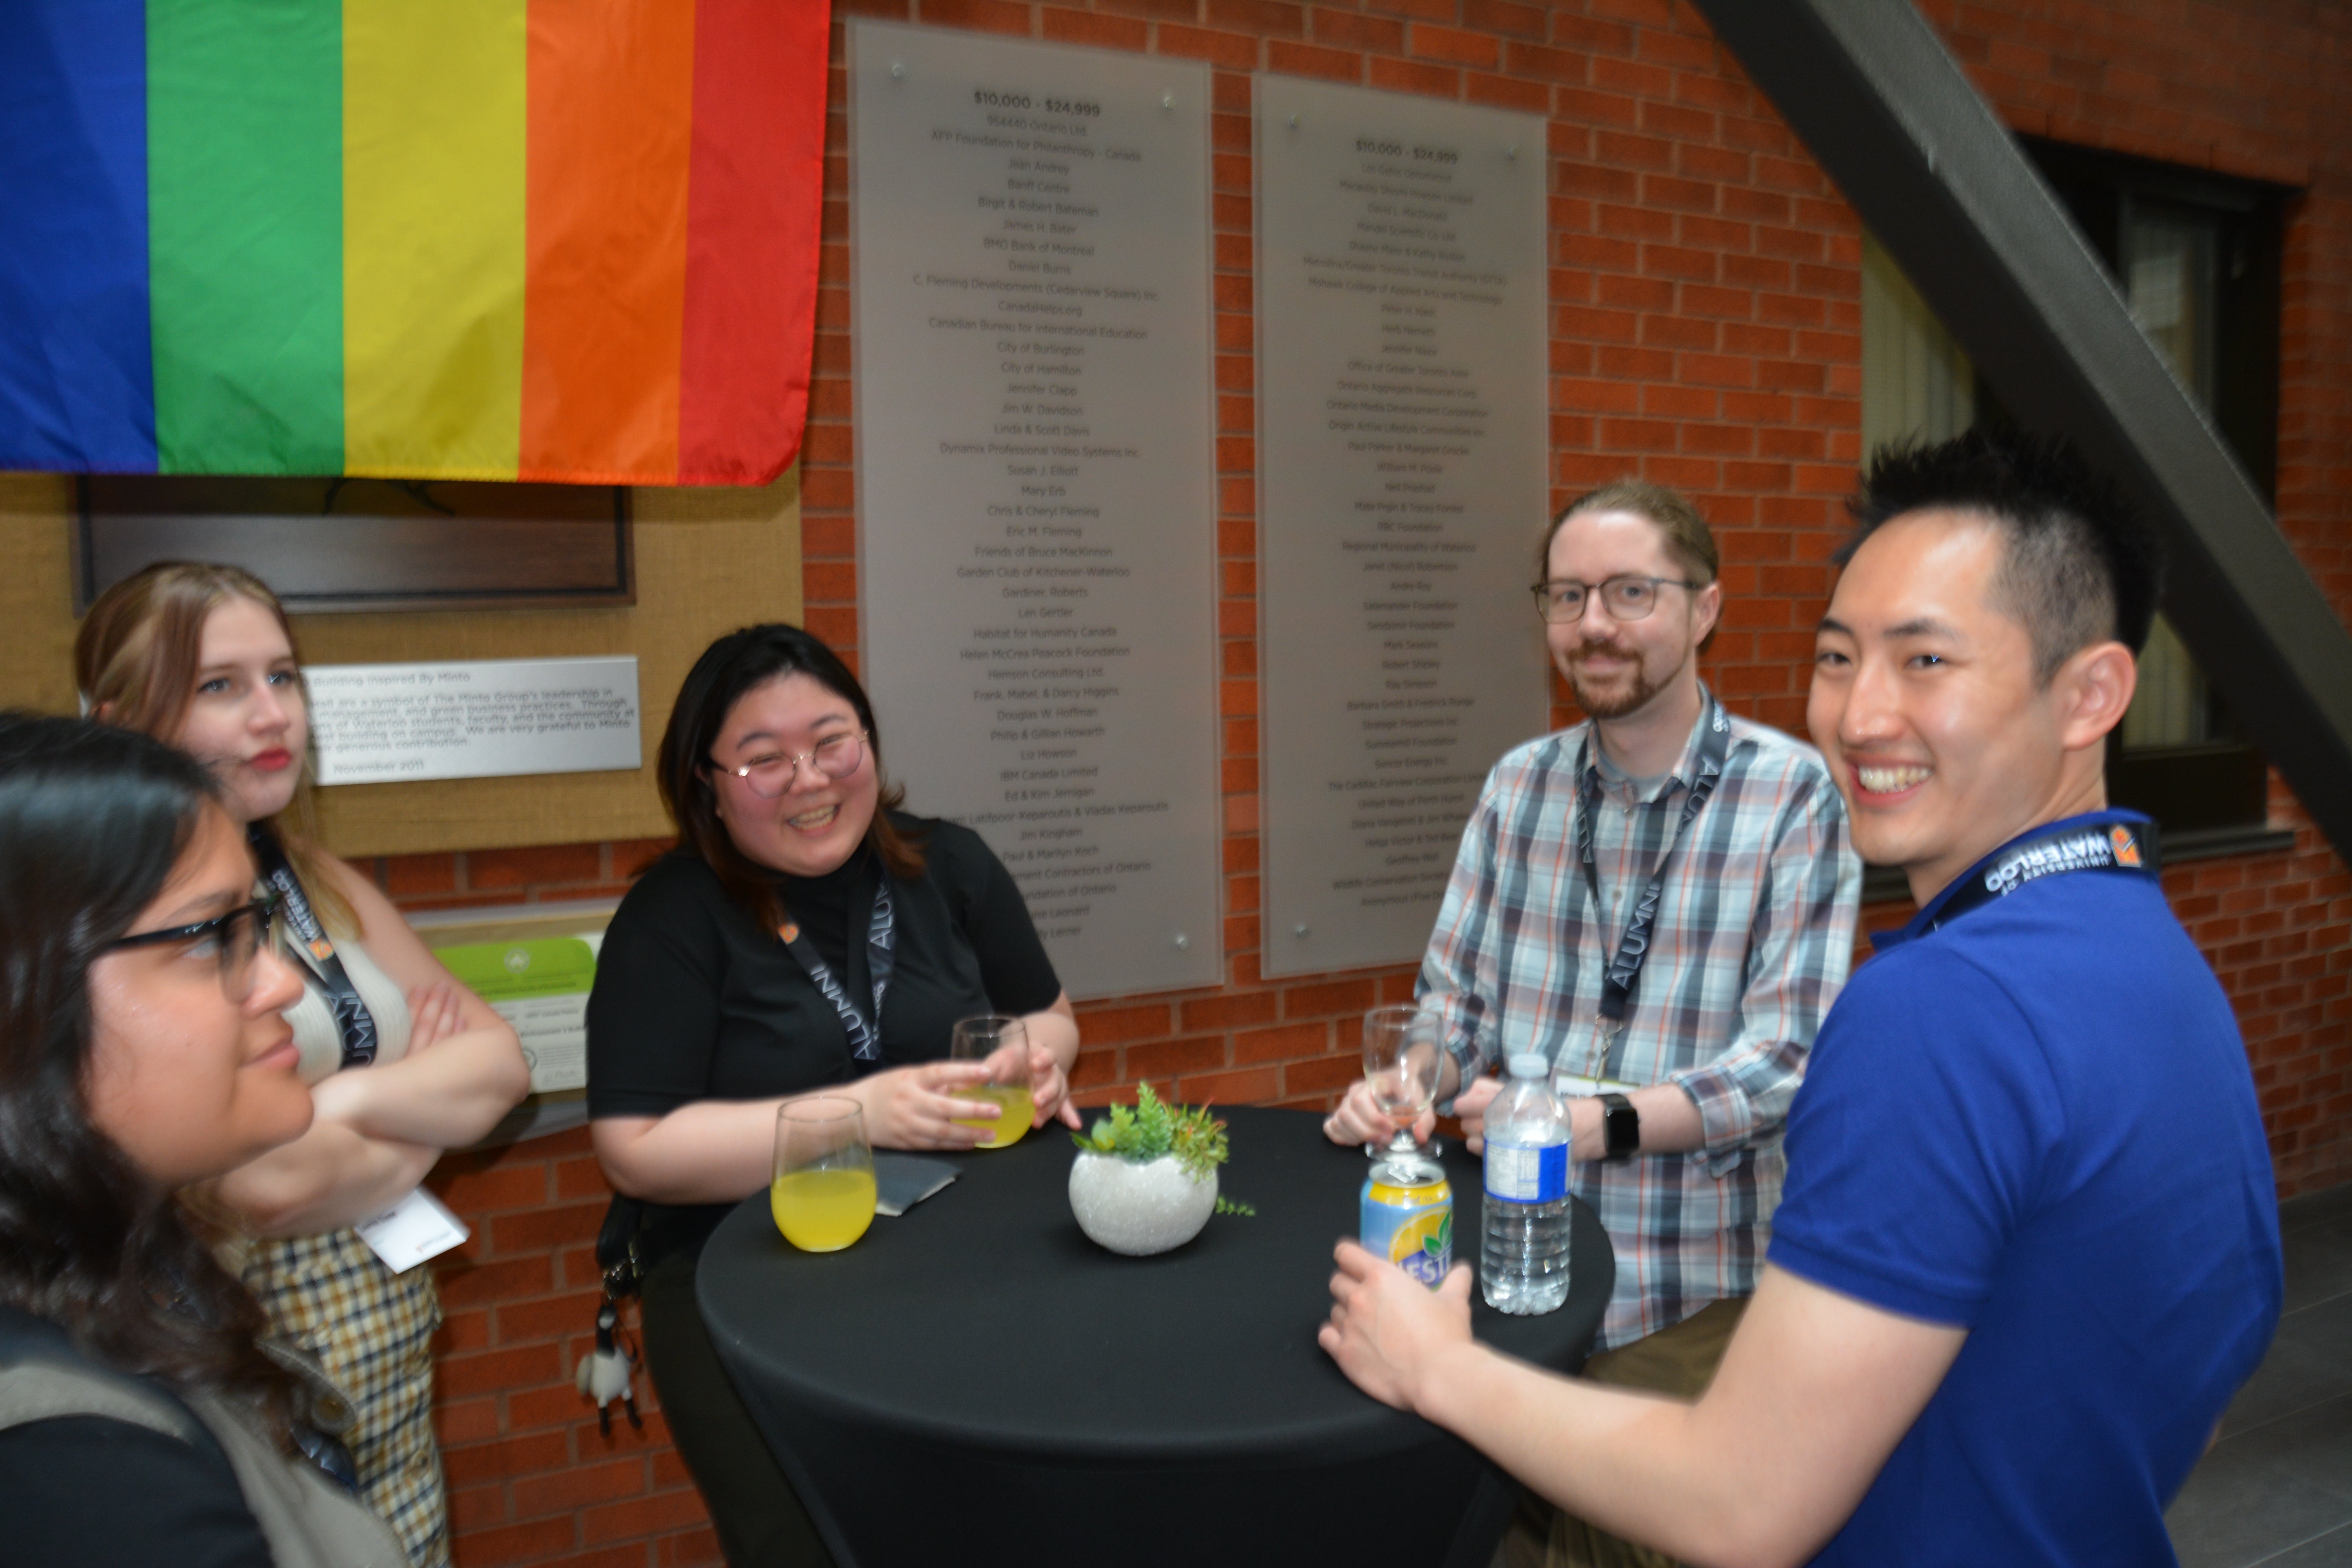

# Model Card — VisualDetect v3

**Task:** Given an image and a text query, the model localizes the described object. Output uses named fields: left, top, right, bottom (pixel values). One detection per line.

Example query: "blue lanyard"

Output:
left=1920, top=816, right=2160, bottom=934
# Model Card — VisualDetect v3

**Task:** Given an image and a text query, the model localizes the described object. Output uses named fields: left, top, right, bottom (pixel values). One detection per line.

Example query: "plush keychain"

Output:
left=573, top=1300, right=643, bottom=1436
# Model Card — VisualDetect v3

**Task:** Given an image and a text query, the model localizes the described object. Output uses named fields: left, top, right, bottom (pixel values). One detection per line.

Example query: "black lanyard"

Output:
left=1920, top=816, right=2160, bottom=933
left=1573, top=697, right=1733, bottom=1065
left=777, top=873, right=897, bottom=1063
left=246, top=824, right=378, bottom=1069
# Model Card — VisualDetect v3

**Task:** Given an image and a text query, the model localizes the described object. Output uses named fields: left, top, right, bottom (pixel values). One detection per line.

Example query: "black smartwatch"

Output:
left=1599, top=1092, right=1639, bottom=1163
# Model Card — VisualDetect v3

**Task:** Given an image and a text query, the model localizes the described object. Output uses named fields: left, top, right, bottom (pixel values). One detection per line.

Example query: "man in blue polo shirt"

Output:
left=1321, top=427, right=2281, bottom=1567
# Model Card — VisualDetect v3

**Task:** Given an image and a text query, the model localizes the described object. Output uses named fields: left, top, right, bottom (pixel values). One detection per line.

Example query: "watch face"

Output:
left=1604, top=1096, right=1639, bottom=1158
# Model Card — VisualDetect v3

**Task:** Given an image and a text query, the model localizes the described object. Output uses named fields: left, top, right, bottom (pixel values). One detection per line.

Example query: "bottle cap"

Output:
left=1506, top=1053, right=1550, bottom=1079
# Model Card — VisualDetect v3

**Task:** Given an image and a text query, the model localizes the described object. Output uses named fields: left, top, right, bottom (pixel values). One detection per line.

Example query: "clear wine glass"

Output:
left=950, top=1014, right=1033, bottom=1149
left=771, top=1097, right=875, bottom=1253
left=1361, top=1004, right=1443, bottom=1163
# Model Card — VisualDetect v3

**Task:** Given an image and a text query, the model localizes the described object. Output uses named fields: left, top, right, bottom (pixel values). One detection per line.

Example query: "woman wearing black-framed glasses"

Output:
left=0, top=714, right=408, bottom=1567
left=105, top=893, right=282, bottom=989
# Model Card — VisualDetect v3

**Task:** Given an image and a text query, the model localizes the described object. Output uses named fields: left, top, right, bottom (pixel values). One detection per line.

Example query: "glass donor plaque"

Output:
left=848, top=22, right=1220, bottom=998
left=1256, top=76, right=1551, bottom=976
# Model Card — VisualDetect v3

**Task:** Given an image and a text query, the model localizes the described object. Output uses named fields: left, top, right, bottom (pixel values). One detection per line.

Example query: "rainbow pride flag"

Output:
left=1, top=0, right=826, bottom=485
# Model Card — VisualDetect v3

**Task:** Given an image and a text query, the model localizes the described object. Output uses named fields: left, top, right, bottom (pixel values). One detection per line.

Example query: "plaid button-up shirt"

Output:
left=1421, top=694, right=1861, bottom=1351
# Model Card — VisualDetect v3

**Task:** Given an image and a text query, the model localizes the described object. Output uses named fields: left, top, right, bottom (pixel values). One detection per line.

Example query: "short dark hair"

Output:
left=656, top=624, right=926, bottom=931
left=1845, top=428, right=2162, bottom=683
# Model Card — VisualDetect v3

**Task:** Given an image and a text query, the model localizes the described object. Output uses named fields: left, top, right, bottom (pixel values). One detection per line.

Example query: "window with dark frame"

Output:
left=2019, top=137, right=2288, bottom=842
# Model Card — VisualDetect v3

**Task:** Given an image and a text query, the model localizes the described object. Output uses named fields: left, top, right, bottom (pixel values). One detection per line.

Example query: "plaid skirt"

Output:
left=245, top=1227, right=448, bottom=1568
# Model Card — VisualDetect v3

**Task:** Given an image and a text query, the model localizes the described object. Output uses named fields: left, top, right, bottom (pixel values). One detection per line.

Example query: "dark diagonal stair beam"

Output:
left=1689, top=0, right=2352, bottom=861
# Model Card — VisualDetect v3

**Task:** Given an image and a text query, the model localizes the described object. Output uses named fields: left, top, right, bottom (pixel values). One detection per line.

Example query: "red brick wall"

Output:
left=376, top=4, right=2350, bottom=1563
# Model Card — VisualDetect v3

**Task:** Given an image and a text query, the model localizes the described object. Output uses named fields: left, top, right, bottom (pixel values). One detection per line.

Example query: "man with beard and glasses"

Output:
left=1326, top=479, right=1861, bottom=1568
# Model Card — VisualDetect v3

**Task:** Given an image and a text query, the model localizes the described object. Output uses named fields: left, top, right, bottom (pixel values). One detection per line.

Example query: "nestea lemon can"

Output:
left=1361, top=1156, right=1453, bottom=1287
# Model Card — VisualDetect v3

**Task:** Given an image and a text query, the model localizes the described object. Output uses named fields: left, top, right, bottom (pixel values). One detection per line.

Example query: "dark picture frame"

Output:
left=75, top=475, right=634, bottom=615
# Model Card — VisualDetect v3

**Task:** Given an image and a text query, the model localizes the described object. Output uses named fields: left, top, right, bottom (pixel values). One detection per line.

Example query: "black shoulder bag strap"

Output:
left=1922, top=816, right=2161, bottom=933
left=1573, top=697, right=1735, bottom=1078
left=247, top=823, right=377, bottom=1069
left=776, top=870, right=898, bottom=1064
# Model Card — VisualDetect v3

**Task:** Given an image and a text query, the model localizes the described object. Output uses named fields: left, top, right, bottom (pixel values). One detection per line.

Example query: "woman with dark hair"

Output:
left=76, top=563, right=531, bottom=1567
left=0, top=713, right=406, bottom=1567
left=588, top=622, right=1081, bottom=1566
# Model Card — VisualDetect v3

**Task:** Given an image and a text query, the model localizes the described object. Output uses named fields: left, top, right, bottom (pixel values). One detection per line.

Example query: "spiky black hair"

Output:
left=1843, top=427, right=2163, bottom=681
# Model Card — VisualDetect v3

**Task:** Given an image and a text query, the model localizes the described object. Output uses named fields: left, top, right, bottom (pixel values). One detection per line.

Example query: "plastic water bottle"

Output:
left=1481, top=1053, right=1572, bottom=1314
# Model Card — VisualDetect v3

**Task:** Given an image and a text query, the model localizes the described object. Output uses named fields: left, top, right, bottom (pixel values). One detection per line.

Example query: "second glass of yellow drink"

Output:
left=771, top=1097, right=877, bottom=1252
left=950, top=1014, right=1034, bottom=1149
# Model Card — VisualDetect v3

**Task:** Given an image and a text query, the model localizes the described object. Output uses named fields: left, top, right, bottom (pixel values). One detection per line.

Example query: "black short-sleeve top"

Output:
left=587, top=815, right=1061, bottom=1236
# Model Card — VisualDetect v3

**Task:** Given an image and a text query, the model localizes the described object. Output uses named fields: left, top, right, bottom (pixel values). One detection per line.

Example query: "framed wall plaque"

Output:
left=75, top=474, right=633, bottom=614
left=1256, top=76, right=1552, bottom=978
left=849, top=21, right=1222, bottom=1002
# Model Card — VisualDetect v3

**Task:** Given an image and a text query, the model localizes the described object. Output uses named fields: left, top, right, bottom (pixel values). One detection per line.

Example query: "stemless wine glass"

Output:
left=771, top=1097, right=876, bottom=1253
left=1362, top=1004, right=1443, bottom=1162
left=950, top=1014, right=1034, bottom=1149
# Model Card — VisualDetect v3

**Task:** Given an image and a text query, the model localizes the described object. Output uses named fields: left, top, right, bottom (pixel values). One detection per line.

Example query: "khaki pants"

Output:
left=1499, top=1296, right=1749, bottom=1568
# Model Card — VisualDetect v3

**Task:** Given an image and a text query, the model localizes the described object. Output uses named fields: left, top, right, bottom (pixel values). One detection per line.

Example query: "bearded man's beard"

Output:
left=1565, top=644, right=1671, bottom=719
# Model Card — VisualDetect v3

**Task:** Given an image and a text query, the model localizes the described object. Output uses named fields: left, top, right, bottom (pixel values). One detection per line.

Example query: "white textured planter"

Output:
left=1068, top=1151, right=1218, bottom=1256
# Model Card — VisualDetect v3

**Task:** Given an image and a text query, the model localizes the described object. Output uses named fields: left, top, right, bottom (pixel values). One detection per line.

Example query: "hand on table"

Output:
left=1027, top=1042, right=1083, bottom=1131
left=855, top=1060, right=998, bottom=1151
left=1319, top=1240, right=1476, bottom=1414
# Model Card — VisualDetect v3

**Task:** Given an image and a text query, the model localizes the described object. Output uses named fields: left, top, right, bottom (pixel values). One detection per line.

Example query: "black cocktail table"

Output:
left=699, top=1105, right=1611, bottom=1568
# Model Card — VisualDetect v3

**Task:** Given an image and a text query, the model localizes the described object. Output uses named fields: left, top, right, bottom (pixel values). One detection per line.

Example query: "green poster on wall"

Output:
left=435, top=936, right=599, bottom=1093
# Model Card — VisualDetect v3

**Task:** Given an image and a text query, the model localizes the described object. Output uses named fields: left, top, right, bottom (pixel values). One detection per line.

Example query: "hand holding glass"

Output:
left=1361, top=1005, right=1443, bottom=1160
left=950, top=1015, right=1033, bottom=1149
left=771, top=1097, right=876, bottom=1252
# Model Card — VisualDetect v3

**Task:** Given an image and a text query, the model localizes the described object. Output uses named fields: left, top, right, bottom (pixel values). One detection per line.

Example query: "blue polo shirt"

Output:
left=1771, top=812, right=2281, bottom=1567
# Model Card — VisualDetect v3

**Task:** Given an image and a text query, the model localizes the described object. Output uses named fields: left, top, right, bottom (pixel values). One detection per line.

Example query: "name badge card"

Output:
left=356, top=1189, right=470, bottom=1274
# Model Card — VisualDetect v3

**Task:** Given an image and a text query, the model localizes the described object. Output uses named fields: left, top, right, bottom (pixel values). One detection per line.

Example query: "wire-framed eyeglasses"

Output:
left=714, top=730, right=869, bottom=799
left=104, top=894, right=284, bottom=1002
left=1531, top=575, right=1700, bottom=624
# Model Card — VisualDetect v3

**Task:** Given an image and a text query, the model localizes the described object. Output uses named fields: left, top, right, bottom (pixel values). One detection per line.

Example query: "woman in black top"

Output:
left=588, top=624, right=1080, bottom=1567
left=0, top=715, right=405, bottom=1567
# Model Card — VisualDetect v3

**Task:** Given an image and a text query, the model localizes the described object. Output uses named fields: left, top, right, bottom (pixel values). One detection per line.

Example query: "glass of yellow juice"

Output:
left=771, top=1096, right=876, bottom=1253
left=949, top=1014, right=1033, bottom=1149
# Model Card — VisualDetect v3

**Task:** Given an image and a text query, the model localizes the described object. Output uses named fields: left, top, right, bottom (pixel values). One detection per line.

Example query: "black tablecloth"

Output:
left=699, top=1105, right=1611, bottom=1568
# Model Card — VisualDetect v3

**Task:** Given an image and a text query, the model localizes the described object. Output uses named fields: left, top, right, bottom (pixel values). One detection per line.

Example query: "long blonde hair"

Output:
left=74, top=562, right=357, bottom=937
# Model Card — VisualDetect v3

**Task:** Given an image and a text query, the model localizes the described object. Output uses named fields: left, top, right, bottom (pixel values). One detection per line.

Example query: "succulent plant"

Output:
left=1070, top=1081, right=1230, bottom=1182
